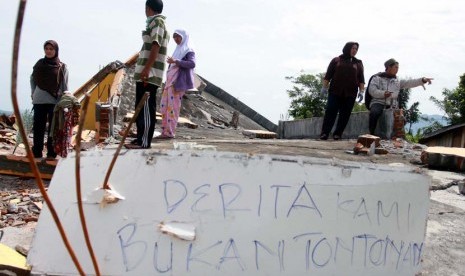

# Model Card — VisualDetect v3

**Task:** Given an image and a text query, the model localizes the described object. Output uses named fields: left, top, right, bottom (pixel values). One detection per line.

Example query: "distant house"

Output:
left=419, top=123, right=465, bottom=148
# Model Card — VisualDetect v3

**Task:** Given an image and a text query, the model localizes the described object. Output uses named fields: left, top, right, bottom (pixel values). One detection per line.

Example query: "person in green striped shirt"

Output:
left=128, top=0, right=169, bottom=149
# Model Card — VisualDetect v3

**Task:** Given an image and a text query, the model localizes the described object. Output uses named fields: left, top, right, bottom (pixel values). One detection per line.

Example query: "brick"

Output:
left=357, top=134, right=381, bottom=148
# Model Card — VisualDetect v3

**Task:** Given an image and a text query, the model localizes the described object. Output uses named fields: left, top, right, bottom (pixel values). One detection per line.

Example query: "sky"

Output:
left=1, top=0, right=464, bottom=124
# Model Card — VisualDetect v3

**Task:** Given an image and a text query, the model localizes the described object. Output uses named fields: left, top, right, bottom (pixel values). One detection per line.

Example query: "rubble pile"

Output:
left=0, top=113, right=17, bottom=146
left=0, top=188, right=43, bottom=229
left=352, top=134, right=427, bottom=159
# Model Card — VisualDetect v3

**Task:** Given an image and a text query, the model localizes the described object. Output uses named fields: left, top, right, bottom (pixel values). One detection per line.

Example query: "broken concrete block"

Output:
left=0, top=243, right=30, bottom=274
left=242, top=129, right=277, bottom=139
left=457, top=180, right=465, bottom=195
left=229, top=111, right=240, bottom=129
left=375, top=148, right=389, bottom=155
left=177, top=117, right=198, bottom=129
left=421, top=147, right=465, bottom=172
left=357, top=134, right=381, bottom=148
left=353, top=142, right=364, bottom=154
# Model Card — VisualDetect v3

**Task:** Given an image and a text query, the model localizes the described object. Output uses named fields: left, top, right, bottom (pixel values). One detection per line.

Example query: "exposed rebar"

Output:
left=102, top=92, right=150, bottom=189
left=75, top=95, right=101, bottom=276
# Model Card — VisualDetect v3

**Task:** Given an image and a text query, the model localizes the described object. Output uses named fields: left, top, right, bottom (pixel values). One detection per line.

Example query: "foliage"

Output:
left=430, top=73, right=465, bottom=125
left=285, top=72, right=326, bottom=119
left=420, top=120, right=444, bottom=135
left=404, top=101, right=420, bottom=134
left=405, top=129, right=422, bottom=143
left=352, top=102, right=367, bottom=112
left=398, top=88, right=410, bottom=110
left=14, top=109, right=33, bottom=153
left=394, top=87, right=422, bottom=135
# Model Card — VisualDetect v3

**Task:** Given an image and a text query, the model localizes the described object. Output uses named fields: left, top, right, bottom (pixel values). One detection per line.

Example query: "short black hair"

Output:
left=146, top=0, right=163, bottom=13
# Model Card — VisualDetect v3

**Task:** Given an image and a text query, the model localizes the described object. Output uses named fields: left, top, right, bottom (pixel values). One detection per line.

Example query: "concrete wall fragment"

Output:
left=28, top=150, right=430, bottom=276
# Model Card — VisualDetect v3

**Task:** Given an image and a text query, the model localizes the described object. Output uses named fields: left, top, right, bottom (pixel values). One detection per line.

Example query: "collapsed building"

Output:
left=0, top=52, right=462, bottom=273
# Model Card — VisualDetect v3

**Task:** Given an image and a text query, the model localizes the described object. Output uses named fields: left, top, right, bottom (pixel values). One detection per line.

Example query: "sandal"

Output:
left=124, top=144, right=147, bottom=149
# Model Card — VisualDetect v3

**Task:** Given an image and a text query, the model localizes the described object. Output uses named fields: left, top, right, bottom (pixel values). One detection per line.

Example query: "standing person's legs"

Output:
left=135, top=82, right=158, bottom=148
left=169, top=91, right=185, bottom=137
left=160, top=85, right=171, bottom=137
left=135, top=82, right=145, bottom=146
left=333, top=96, right=356, bottom=138
left=161, top=88, right=185, bottom=138
left=32, top=104, right=47, bottom=158
left=45, top=104, right=56, bottom=158
left=320, top=93, right=340, bottom=139
left=144, top=84, right=158, bottom=147
left=369, top=103, right=385, bottom=135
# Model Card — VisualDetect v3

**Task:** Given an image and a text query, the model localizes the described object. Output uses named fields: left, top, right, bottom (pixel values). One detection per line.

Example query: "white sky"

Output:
left=1, top=0, right=464, bottom=124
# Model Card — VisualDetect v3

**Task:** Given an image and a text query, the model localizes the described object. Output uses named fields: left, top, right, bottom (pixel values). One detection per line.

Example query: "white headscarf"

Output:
left=171, top=29, right=194, bottom=60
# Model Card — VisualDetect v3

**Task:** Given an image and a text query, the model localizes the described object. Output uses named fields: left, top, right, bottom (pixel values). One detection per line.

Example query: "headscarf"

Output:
left=32, top=40, right=63, bottom=97
left=171, top=29, right=194, bottom=61
left=340, top=41, right=359, bottom=60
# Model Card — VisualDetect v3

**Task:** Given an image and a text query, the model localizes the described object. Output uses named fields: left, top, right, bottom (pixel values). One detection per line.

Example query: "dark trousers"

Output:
left=32, top=104, right=56, bottom=158
left=369, top=103, right=385, bottom=135
left=321, top=93, right=356, bottom=137
left=135, top=81, right=158, bottom=148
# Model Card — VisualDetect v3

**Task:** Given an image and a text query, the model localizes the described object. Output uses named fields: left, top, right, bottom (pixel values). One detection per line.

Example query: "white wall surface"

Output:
left=28, top=150, right=430, bottom=275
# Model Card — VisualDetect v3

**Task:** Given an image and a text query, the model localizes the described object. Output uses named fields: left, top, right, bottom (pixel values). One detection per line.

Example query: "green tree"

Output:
left=398, top=88, right=410, bottom=110
left=404, top=101, right=420, bottom=134
left=285, top=73, right=326, bottom=119
left=430, top=73, right=465, bottom=125
left=397, top=87, right=423, bottom=134
left=419, top=115, right=445, bottom=135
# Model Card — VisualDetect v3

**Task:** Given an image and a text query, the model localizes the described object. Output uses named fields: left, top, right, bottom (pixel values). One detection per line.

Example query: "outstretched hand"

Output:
left=421, top=77, right=434, bottom=90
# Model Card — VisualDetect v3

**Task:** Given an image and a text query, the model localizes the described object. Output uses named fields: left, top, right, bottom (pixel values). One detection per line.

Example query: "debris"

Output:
left=242, top=129, right=277, bottom=139
left=353, top=142, right=366, bottom=154
left=375, top=148, right=389, bottom=155
left=458, top=180, right=465, bottom=195
left=84, top=187, right=125, bottom=208
left=357, top=134, right=381, bottom=148
left=353, top=134, right=390, bottom=155
left=421, top=147, right=465, bottom=172
left=158, top=221, right=196, bottom=241
left=177, top=117, right=198, bottom=129
left=0, top=154, right=56, bottom=179
left=14, top=245, right=28, bottom=257
left=0, top=243, right=30, bottom=274
left=229, top=111, right=239, bottom=129
left=173, top=142, right=197, bottom=150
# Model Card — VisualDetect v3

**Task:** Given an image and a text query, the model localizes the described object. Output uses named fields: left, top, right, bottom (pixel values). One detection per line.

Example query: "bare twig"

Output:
left=10, top=0, right=85, bottom=275
left=75, top=95, right=101, bottom=275
left=102, top=92, right=149, bottom=189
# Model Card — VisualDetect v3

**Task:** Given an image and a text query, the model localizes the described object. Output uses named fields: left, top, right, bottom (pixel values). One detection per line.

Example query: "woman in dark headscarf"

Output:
left=30, top=40, right=69, bottom=158
left=319, top=42, right=365, bottom=140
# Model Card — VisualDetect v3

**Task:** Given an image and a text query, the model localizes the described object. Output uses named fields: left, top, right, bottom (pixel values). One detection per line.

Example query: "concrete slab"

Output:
left=28, top=149, right=430, bottom=275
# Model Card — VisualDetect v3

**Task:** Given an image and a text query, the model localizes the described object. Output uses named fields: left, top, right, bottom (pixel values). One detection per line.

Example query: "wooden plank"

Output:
left=242, top=129, right=277, bottom=139
left=177, top=117, right=198, bottom=129
left=0, top=154, right=57, bottom=179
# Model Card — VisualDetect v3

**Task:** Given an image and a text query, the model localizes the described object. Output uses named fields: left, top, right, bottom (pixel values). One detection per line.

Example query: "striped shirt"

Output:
left=134, top=15, right=169, bottom=86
